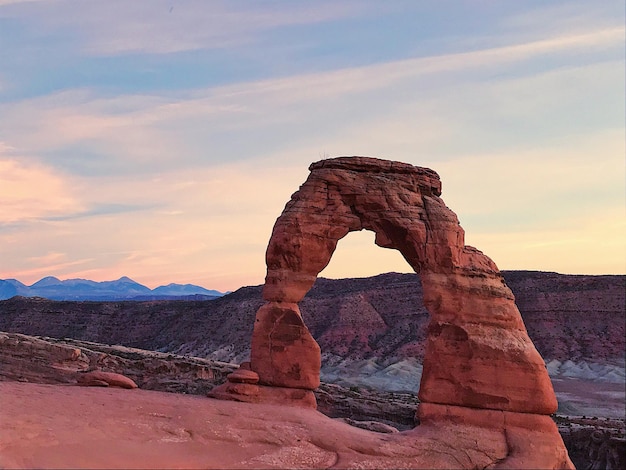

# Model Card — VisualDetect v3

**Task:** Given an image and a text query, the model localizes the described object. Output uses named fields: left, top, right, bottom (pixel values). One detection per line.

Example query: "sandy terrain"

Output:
left=0, top=381, right=568, bottom=469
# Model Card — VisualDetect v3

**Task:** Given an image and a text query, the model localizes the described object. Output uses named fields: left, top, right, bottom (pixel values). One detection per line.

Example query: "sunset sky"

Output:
left=1, top=0, right=624, bottom=292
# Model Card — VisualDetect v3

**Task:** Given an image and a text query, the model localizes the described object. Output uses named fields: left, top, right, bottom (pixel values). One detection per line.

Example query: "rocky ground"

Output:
left=2, top=380, right=565, bottom=470
left=1, top=332, right=623, bottom=469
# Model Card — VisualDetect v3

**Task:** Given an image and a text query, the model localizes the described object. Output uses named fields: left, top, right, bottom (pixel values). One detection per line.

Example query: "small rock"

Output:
left=76, top=371, right=138, bottom=389
left=227, top=369, right=259, bottom=384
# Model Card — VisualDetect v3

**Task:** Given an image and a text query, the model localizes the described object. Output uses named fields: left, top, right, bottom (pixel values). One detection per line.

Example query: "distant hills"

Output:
left=0, top=276, right=225, bottom=301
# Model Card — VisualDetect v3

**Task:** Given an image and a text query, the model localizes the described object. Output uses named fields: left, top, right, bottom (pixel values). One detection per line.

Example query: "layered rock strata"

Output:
left=211, top=156, right=572, bottom=468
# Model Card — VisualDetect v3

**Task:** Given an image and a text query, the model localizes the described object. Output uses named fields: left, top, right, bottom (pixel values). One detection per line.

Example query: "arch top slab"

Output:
left=263, top=156, right=461, bottom=304
left=239, top=156, right=556, bottom=415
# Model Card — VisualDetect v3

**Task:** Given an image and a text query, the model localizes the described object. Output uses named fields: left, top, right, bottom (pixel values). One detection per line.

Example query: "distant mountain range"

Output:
left=0, top=276, right=225, bottom=301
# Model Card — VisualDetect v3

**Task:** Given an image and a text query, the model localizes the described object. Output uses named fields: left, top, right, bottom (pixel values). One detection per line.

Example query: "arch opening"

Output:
left=299, top=229, right=429, bottom=398
left=318, top=229, right=414, bottom=280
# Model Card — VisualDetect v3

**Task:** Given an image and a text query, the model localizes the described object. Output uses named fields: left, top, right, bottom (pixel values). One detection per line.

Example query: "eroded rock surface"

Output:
left=0, top=381, right=567, bottom=470
left=0, top=332, right=233, bottom=394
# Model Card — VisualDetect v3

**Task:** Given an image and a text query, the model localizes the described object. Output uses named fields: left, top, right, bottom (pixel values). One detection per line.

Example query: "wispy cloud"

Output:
left=0, top=1, right=623, bottom=288
left=41, top=203, right=154, bottom=221
left=0, top=0, right=373, bottom=55
left=1, top=24, right=622, bottom=174
left=0, top=0, right=44, bottom=5
left=9, top=257, right=96, bottom=283
left=0, top=156, right=84, bottom=223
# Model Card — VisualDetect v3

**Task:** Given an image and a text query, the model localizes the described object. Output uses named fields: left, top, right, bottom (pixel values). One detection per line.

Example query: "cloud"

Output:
left=0, top=155, right=84, bottom=224
left=0, top=0, right=374, bottom=55
left=501, top=1, right=624, bottom=36
left=0, top=0, right=45, bottom=5
left=0, top=5, right=623, bottom=288
left=0, top=161, right=307, bottom=289
left=42, top=203, right=154, bottom=221
left=8, top=255, right=96, bottom=283
left=1, top=23, right=622, bottom=177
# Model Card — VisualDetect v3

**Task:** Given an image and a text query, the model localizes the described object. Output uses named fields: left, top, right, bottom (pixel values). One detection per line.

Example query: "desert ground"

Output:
left=0, top=381, right=526, bottom=470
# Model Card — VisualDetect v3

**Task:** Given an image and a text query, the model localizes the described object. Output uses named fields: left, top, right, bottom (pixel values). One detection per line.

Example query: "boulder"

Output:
left=76, top=371, right=138, bottom=389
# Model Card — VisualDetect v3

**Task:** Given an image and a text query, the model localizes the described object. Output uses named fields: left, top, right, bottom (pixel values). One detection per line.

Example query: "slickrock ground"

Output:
left=0, top=333, right=570, bottom=469
left=1, top=381, right=572, bottom=470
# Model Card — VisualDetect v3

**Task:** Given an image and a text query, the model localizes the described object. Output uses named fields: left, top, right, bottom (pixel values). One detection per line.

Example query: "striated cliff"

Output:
left=0, top=271, right=623, bottom=366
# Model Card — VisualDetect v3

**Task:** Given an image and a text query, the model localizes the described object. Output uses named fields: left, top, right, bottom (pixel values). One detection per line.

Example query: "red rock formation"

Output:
left=216, top=156, right=557, bottom=416
left=211, top=156, right=573, bottom=467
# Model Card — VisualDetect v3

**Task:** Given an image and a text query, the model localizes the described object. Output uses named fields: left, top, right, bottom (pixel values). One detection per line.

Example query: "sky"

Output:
left=0, top=0, right=624, bottom=292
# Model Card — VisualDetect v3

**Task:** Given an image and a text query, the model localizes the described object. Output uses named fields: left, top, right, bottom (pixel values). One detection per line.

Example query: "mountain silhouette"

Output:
left=0, top=277, right=224, bottom=301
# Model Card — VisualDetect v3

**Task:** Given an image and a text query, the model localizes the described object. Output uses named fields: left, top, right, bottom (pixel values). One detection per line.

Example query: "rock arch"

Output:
left=214, top=156, right=557, bottom=415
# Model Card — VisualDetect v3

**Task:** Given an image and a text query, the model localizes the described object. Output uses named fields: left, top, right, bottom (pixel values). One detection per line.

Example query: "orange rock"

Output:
left=82, top=379, right=109, bottom=387
left=417, top=403, right=574, bottom=469
left=246, top=156, right=555, bottom=414
left=250, top=302, right=320, bottom=390
left=226, top=369, right=259, bottom=384
left=208, top=382, right=317, bottom=409
left=76, top=371, right=138, bottom=389
left=215, top=156, right=570, bottom=466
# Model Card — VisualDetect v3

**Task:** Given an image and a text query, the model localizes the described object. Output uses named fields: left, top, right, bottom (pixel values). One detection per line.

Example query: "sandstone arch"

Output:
left=215, top=156, right=557, bottom=415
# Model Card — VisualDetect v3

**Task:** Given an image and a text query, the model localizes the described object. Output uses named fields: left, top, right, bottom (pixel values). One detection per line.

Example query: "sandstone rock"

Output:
left=208, top=382, right=317, bottom=409
left=243, top=156, right=556, bottom=415
left=418, top=270, right=557, bottom=413
left=0, top=381, right=574, bottom=469
left=213, top=155, right=572, bottom=468
left=84, top=379, right=109, bottom=387
left=76, top=371, right=138, bottom=389
left=0, top=331, right=236, bottom=395
left=338, top=417, right=400, bottom=433
left=0, top=332, right=613, bottom=469
left=250, top=302, right=320, bottom=390
left=417, top=403, right=574, bottom=469
left=0, top=332, right=90, bottom=384
left=227, top=368, right=259, bottom=384
left=315, top=382, right=419, bottom=430
left=559, top=424, right=626, bottom=470
left=238, top=361, right=252, bottom=370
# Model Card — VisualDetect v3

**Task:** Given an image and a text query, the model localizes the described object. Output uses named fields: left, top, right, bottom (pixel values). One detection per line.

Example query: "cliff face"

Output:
left=0, top=271, right=622, bottom=365
left=0, top=286, right=263, bottom=362
left=503, top=271, right=625, bottom=362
